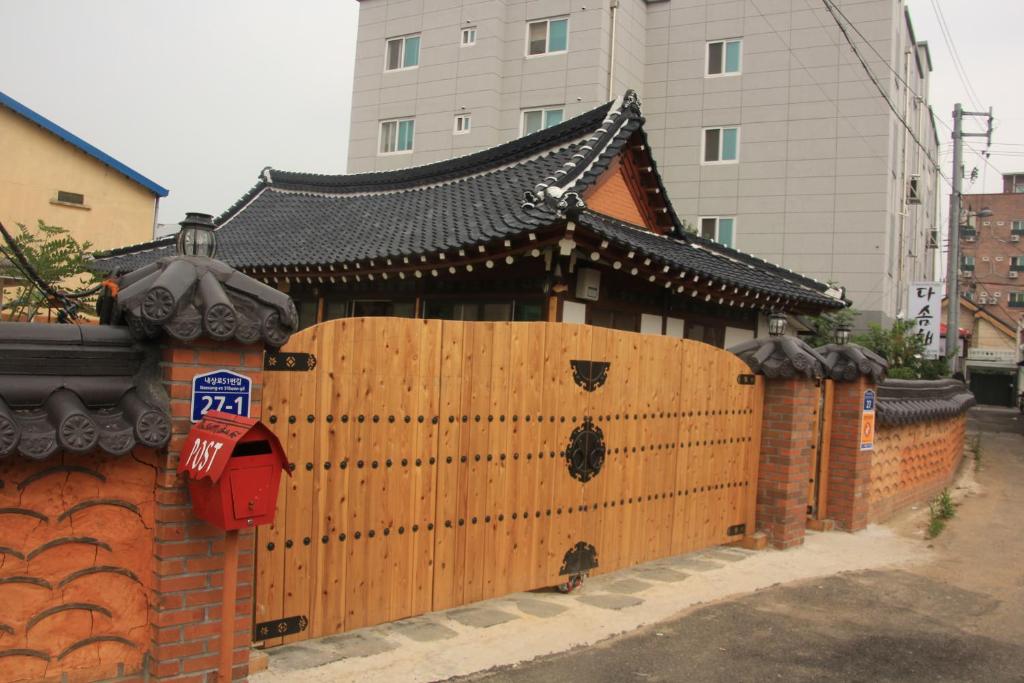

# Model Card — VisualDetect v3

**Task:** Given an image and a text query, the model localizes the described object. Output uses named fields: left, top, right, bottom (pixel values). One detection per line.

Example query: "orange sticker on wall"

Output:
left=860, top=389, right=876, bottom=451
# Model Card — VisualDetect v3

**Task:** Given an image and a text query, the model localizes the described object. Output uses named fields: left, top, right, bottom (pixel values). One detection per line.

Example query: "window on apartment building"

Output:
left=55, top=190, right=85, bottom=206
left=385, top=34, right=420, bottom=71
left=379, top=118, right=415, bottom=154
left=1010, top=291, right=1024, bottom=308
left=1012, top=220, right=1024, bottom=234
left=522, top=107, right=564, bottom=135
left=706, top=39, right=741, bottom=76
left=454, top=114, right=472, bottom=134
left=702, top=127, right=739, bottom=163
left=699, top=217, right=736, bottom=248
left=461, top=27, right=477, bottom=46
left=1011, top=256, right=1024, bottom=271
left=961, top=255, right=975, bottom=272
left=527, top=17, right=568, bottom=56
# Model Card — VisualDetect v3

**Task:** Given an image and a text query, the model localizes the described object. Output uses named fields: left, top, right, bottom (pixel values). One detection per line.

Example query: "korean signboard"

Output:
left=908, top=281, right=942, bottom=359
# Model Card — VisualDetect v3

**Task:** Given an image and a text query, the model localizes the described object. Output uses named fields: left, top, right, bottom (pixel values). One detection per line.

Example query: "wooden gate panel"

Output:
left=258, top=319, right=765, bottom=645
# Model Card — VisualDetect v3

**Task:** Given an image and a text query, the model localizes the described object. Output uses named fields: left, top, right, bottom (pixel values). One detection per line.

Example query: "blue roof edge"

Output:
left=0, top=90, right=169, bottom=198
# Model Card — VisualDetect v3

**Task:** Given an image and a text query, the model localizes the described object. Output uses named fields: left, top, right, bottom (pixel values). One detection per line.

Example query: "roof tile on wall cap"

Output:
left=0, top=323, right=170, bottom=460
left=115, top=255, right=298, bottom=347
left=815, top=343, right=889, bottom=383
left=875, top=378, right=976, bottom=426
left=729, top=336, right=829, bottom=379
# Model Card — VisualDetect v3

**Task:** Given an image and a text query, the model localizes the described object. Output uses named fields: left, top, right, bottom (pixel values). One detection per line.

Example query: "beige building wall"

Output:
left=0, top=105, right=158, bottom=252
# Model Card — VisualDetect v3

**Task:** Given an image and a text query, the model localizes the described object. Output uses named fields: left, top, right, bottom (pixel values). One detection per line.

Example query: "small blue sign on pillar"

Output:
left=863, top=390, right=876, bottom=412
left=190, top=369, right=252, bottom=422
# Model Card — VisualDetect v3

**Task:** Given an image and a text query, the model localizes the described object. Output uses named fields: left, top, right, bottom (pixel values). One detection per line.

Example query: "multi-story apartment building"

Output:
left=347, top=0, right=939, bottom=326
left=959, top=174, right=1024, bottom=331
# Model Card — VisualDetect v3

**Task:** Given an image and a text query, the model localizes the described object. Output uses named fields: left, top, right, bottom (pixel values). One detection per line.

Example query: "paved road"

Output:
left=465, top=408, right=1024, bottom=683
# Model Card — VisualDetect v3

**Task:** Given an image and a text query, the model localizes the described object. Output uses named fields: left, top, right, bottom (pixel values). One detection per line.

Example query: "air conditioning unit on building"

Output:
left=1010, top=271, right=1019, bottom=279
left=994, top=291, right=1002, bottom=298
left=575, top=267, right=601, bottom=301
left=982, top=256, right=991, bottom=262
left=996, top=256, right=1005, bottom=262
left=1012, top=235, right=1021, bottom=242
left=979, top=296, right=988, bottom=304
left=963, top=235, right=976, bottom=242
left=907, top=175, right=921, bottom=205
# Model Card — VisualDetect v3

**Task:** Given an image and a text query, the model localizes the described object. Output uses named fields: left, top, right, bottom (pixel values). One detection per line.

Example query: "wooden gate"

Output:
left=254, top=318, right=764, bottom=645
left=807, top=379, right=835, bottom=523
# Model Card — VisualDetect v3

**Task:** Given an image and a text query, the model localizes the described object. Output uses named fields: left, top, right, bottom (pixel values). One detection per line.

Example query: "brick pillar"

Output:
left=756, top=377, right=819, bottom=549
left=826, top=376, right=875, bottom=532
left=151, top=340, right=264, bottom=682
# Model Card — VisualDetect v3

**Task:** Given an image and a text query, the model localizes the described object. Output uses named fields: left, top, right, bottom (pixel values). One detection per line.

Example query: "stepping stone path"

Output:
left=447, top=606, right=518, bottom=628
left=576, top=593, right=645, bottom=610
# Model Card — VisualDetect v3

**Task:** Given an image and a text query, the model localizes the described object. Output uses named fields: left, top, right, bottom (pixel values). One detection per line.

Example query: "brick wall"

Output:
left=152, top=339, right=263, bottom=682
left=825, top=377, right=874, bottom=532
left=868, top=415, right=966, bottom=524
left=0, top=449, right=159, bottom=683
left=755, top=378, right=819, bottom=549
left=585, top=163, right=649, bottom=230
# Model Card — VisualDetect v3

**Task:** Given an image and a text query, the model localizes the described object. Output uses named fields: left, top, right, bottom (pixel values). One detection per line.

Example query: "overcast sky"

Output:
left=0, top=0, right=1020, bottom=234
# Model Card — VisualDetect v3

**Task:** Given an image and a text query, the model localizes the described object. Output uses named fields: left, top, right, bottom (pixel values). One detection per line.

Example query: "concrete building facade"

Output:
left=347, top=0, right=940, bottom=326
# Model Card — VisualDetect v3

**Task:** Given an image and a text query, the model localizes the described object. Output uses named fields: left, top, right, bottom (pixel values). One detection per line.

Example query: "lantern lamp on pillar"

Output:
left=176, top=212, right=217, bottom=258
left=767, top=312, right=787, bottom=337
left=834, top=323, right=852, bottom=346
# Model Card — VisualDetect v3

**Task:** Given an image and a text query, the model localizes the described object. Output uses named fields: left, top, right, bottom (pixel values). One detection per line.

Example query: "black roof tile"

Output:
left=93, top=92, right=844, bottom=311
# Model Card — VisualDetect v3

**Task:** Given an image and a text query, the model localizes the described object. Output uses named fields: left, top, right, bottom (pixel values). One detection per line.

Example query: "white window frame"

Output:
left=461, top=27, right=477, bottom=46
left=525, top=17, right=569, bottom=57
left=705, top=38, right=742, bottom=77
left=378, top=117, right=415, bottom=155
left=453, top=113, right=472, bottom=135
left=384, top=34, right=420, bottom=72
left=521, top=107, right=565, bottom=136
left=701, top=126, right=740, bottom=165
left=698, top=216, right=737, bottom=247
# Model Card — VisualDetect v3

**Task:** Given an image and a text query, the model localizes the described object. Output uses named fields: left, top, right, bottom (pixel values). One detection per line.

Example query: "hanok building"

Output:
left=95, top=94, right=846, bottom=345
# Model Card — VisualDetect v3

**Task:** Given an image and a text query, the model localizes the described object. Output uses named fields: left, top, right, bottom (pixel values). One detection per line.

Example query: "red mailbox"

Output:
left=178, top=410, right=290, bottom=530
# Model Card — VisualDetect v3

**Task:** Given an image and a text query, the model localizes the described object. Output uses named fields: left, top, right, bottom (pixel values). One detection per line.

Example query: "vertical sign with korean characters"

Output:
left=909, top=281, right=942, bottom=359
left=860, top=389, right=876, bottom=451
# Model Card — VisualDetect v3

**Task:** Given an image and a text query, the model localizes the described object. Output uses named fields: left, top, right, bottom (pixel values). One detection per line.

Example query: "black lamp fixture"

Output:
left=834, top=323, right=852, bottom=346
left=767, top=312, right=787, bottom=337
left=176, top=212, right=217, bottom=258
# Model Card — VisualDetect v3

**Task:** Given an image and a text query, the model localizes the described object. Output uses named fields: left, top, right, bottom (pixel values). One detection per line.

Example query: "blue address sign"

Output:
left=190, top=369, right=252, bottom=422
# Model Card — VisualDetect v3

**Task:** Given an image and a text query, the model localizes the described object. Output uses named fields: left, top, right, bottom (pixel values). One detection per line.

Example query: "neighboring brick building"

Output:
left=957, top=175, right=1024, bottom=405
left=960, top=175, right=1024, bottom=330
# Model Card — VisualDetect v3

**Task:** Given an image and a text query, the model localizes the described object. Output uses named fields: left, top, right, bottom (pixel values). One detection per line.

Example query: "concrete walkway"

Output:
left=256, top=527, right=927, bottom=682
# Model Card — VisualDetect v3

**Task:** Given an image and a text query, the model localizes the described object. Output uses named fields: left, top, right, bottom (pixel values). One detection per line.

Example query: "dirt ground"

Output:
left=464, top=407, right=1024, bottom=682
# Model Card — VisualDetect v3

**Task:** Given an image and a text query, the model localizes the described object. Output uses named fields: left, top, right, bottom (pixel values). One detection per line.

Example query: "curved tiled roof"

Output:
left=815, top=343, right=889, bottom=383
left=115, top=256, right=298, bottom=347
left=729, top=336, right=829, bottom=379
left=0, top=324, right=170, bottom=460
left=92, top=93, right=844, bottom=311
left=876, top=379, right=976, bottom=426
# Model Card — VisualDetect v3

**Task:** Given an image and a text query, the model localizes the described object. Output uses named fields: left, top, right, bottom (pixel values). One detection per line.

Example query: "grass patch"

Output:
left=926, top=488, right=956, bottom=539
left=969, top=434, right=983, bottom=466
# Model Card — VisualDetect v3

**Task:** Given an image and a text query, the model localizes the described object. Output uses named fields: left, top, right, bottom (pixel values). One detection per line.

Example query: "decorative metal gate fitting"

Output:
left=565, top=418, right=606, bottom=482
left=570, top=360, right=610, bottom=392
left=559, top=541, right=599, bottom=575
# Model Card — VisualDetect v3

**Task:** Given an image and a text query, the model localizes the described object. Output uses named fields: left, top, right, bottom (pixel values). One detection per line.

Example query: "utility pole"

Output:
left=945, top=103, right=993, bottom=373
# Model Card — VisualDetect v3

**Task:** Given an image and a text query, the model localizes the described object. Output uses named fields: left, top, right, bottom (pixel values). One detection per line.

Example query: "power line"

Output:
left=820, top=0, right=943, bottom=177
left=928, top=0, right=985, bottom=112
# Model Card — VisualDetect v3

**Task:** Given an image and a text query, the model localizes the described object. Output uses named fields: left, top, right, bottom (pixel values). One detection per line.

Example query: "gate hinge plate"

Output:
left=264, top=352, right=317, bottom=372
left=254, top=615, right=309, bottom=639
